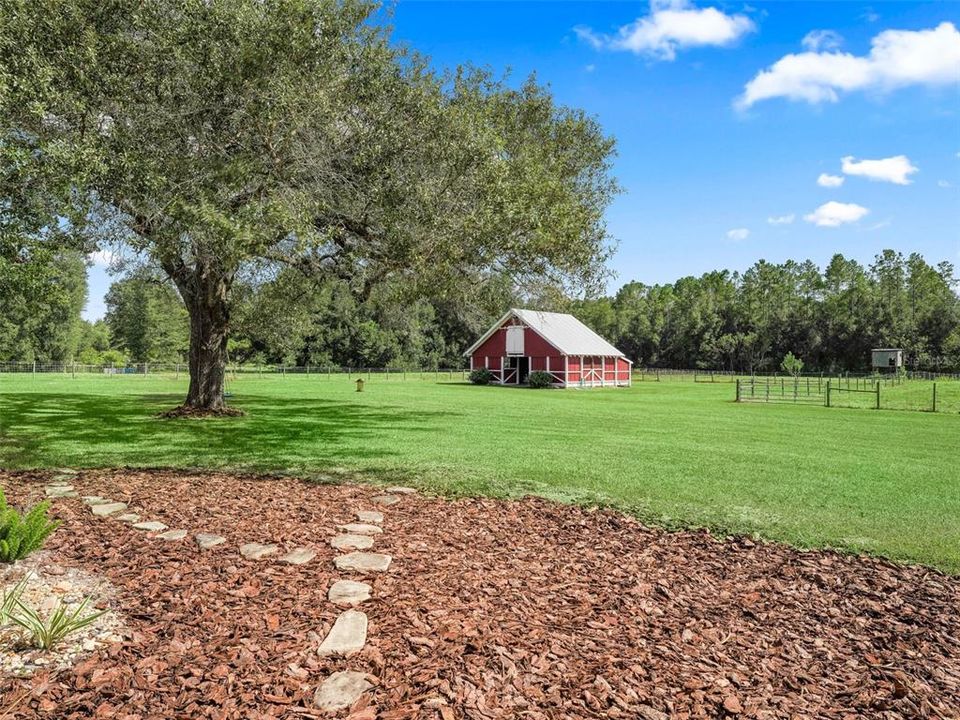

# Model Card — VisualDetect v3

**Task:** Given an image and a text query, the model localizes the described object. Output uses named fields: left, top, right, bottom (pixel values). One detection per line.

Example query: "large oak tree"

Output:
left=1, top=0, right=618, bottom=413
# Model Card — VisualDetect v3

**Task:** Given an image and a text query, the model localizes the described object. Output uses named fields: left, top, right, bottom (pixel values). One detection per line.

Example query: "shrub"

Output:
left=527, top=371, right=553, bottom=389
left=469, top=368, right=495, bottom=385
left=781, top=352, right=804, bottom=377
left=0, top=491, right=61, bottom=563
left=8, top=595, right=106, bottom=650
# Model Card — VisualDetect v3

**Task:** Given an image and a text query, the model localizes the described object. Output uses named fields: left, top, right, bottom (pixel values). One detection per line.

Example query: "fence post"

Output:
left=876, top=381, right=881, bottom=410
left=826, top=379, right=831, bottom=407
left=933, top=382, right=937, bottom=413
left=736, top=379, right=741, bottom=402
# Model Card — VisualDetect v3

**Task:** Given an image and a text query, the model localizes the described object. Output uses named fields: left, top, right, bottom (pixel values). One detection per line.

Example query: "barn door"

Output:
left=506, top=326, right=525, bottom=355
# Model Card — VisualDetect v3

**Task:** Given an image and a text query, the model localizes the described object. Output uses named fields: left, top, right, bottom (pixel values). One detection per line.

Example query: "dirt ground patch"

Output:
left=1, top=469, right=957, bottom=719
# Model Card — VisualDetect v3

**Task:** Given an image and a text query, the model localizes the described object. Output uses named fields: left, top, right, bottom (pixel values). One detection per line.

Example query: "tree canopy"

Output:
left=1, top=0, right=618, bottom=412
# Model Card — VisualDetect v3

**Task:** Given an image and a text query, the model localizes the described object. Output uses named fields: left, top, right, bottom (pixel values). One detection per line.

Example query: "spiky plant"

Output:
left=0, top=575, right=29, bottom=625
left=0, top=490, right=61, bottom=563
left=9, top=596, right=107, bottom=650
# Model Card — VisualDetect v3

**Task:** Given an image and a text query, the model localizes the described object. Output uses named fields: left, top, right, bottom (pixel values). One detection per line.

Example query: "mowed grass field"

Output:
left=1, top=373, right=958, bottom=572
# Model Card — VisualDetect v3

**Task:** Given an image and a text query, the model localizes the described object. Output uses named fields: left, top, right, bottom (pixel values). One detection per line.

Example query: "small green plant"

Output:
left=0, top=575, right=29, bottom=625
left=0, top=490, right=61, bottom=563
left=527, top=371, right=553, bottom=389
left=8, top=596, right=106, bottom=650
left=469, top=367, right=495, bottom=385
left=781, top=352, right=804, bottom=377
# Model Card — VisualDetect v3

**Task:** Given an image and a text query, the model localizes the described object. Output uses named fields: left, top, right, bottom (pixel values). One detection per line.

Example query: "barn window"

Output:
left=506, top=326, right=525, bottom=355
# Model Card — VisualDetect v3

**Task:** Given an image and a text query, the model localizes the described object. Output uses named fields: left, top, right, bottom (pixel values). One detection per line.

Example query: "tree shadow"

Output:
left=0, top=392, right=458, bottom=471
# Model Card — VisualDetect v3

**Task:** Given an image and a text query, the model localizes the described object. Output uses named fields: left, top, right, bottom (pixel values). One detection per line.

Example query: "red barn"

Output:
left=465, top=308, right=632, bottom=388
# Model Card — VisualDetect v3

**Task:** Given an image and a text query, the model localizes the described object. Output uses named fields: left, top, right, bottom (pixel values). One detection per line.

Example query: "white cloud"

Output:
left=737, top=21, right=960, bottom=108
left=841, top=154, right=917, bottom=184
left=939, top=179, right=953, bottom=188
left=817, top=173, right=845, bottom=187
left=802, top=29, right=843, bottom=52
left=576, top=0, right=755, bottom=61
left=767, top=214, right=795, bottom=225
left=804, top=201, right=869, bottom=227
left=725, top=227, right=750, bottom=241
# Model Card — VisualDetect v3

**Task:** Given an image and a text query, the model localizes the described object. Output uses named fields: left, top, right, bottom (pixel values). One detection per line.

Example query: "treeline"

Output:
left=3, top=250, right=959, bottom=372
left=574, top=251, right=960, bottom=372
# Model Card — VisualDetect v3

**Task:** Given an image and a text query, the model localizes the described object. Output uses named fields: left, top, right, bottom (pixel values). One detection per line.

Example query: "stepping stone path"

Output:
left=334, top=551, right=392, bottom=573
left=339, top=523, right=382, bottom=535
left=240, top=543, right=279, bottom=560
left=314, top=488, right=408, bottom=712
left=317, top=609, right=368, bottom=657
left=196, top=533, right=226, bottom=549
left=313, top=671, right=373, bottom=712
left=328, top=580, right=372, bottom=607
left=330, top=534, right=373, bottom=550
left=43, top=471, right=409, bottom=714
left=133, top=521, right=168, bottom=532
left=92, top=502, right=127, bottom=517
left=280, top=547, right=317, bottom=565
left=158, top=529, right=187, bottom=541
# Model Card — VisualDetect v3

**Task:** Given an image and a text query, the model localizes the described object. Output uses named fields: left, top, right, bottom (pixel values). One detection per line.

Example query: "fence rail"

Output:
left=0, top=361, right=470, bottom=381
left=737, top=376, right=959, bottom=414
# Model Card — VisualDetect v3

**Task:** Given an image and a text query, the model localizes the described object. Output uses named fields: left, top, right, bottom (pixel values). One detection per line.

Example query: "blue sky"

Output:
left=83, top=1, right=960, bottom=319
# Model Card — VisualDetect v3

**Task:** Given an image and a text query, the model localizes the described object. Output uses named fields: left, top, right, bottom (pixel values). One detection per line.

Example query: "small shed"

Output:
left=871, top=348, right=903, bottom=370
left=464, top=308, right=632, bottom=387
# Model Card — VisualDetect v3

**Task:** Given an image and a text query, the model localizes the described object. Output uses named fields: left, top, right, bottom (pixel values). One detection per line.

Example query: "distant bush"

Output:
left=527, top=371, right=553, bottom=389
left=469, top=368, right=495, bottom=385
left=0, top=491, right=60, bottom=563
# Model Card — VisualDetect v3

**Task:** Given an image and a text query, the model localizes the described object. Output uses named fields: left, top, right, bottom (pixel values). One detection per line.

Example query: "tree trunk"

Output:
left=167, top=269, right=239, bottom=416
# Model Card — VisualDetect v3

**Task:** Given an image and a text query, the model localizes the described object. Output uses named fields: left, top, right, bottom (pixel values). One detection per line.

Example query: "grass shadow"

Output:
left=0, top=391, right=458, bottom=471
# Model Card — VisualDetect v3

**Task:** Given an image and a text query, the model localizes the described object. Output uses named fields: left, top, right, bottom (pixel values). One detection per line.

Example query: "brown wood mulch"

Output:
left=0, top=469, right=957, bottom=720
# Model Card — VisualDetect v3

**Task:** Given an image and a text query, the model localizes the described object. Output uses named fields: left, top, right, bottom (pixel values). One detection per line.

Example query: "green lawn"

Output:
left=1, top=373, right=958, bottom=572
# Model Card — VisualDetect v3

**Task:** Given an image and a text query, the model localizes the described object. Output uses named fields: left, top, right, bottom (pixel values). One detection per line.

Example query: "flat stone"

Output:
left=356, top=510, right=383, bottom=524
left=386, top=486, right=417, bottom=495
left=371, top=494, right=400, bottom=506
left=92, top=502, right=127, bottom=517
left=83, top=496, right=110, bottom=506
left=313, top=670, right=373, bottom=712
left=115, top=513, right=141, bottom=523
left=317, top=610, right=367, bottom=657
left=196, top=533, right=226, bottom=549
left=279, top=547, right=317, bottom=565
left=133, top=521, right=168, bottom=532
left=158, top=529, right=187, bottom=540
left=54, top=468, right=78, bottom=475
left=328, top=580, right=372, bottom=606
left=45, top=487, right=78, bottom=498
left=240, top=543, right=280, bottom=560
left=330, top=534, right=374, bottom=550
left=339, top=523, right=382, bottom=535
left=334, top=552, right=392, bottom=573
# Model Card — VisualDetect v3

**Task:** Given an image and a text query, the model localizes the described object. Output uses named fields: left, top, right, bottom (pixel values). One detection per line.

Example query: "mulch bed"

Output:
left=0, top=469, right=957, bottom=719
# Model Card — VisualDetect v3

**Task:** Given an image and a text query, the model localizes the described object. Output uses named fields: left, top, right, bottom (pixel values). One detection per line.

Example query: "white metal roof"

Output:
left=464, top=308, right=627, bottom=358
